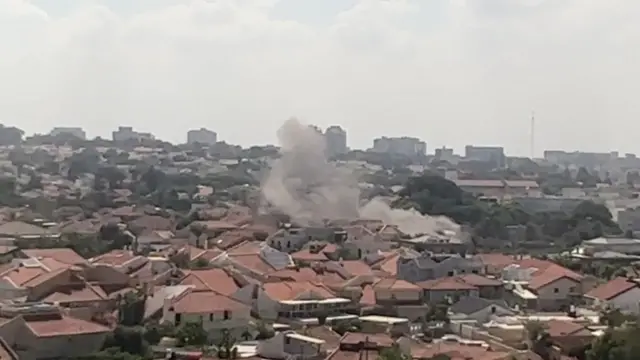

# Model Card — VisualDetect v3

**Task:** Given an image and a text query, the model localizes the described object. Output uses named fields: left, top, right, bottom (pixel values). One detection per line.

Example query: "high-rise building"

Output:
left=112, top=126, right=155, bottom=142
left=464, top=145, right=506, bottom=168
left=324, top=126, right=348, bottom=157
left=372, top=137, right=426, bottom=157
left=187, top=128, right=218, bottom=145
left=50, top=127, right=86, bottom=140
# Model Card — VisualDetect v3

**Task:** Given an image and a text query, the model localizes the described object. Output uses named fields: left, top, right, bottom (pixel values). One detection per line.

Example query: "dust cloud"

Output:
left=260, top=118, right=460, bottom=236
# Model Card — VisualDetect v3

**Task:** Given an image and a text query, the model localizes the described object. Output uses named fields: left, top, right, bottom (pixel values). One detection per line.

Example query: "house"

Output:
left=20, top=248, right=88, bottom=266
left=234, top=281, right=353, bottom=322
left=454, top=179, right=540, bottom=198
left=163, top=288, right=251, bottom=342
left=455, top=273, right=504, bottom=299
left=397, top=254, right=483, bottom=283
left=0, top=221, right=58, bottom=242
left=418, top=277, right=479, bottom=303
left=449, top=296, right=514, bottom=323
left=135, top=229, right=175, bottom=253
left=541, top=320, right=595, bottom=354
left=0, top=257, right=73, bottom=300
left=267, top=227, right=309, bottom=252
left=371, top=278, right=422, bottom=306
left=584, top=277, right=640, bottom=314
left=257, top=331, right=325, bottom=359
left=178, top=268, right=244, bottom=295
left=503, top=260, right=583, bottom=311
left=581, top=237, right=640, bottom=255
left=0, top=303, right=110, bottom=359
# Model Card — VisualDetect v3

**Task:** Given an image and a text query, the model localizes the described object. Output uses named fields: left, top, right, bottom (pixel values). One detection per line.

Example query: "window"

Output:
left=285, top=337, right=291, bottom=345
left=554, top=288, right=559, bottom=293
left=447, top=271, right=454, bottom=276
left=491, top=306, right=496, bottom=314
left=209, top=314, right=214, bottom=321
left=287, top=241, right=291, bottom=248
left=175, top=313, right=182, bottom=325
left=472, top=270, right=479, bottom=274
left=224, top=310, right=230, bottom=320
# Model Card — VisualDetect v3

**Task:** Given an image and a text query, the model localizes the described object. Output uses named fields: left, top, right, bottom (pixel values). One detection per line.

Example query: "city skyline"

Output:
left=1, top=1, right=638, bottom=155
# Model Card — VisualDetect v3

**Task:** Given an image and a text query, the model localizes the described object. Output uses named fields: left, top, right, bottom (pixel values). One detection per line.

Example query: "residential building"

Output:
left=257, top=331, right=326, bottom=360
left=455, top=179, right=540, bottom=198
left=616, top=207, right=640, bottom=235
left=397, top=254, right=484, bottom=283
left=324, top=126, right=348, bottom=157
left=581, top=237, right=640, bottom=255
left=50, top=127, right=86, bottom=140
left=371, top=137, right=426, bottom=157
left=464, top=145, right=506, bottom=168
left=163, top=288, right=251, bottom=342
left=584, top=277, right=640, bottom=314
left=434, top=147, right=456, bottom=163
left=418, top=277, right=480, bottom=303
left=449, top=296, right=514, bottom=323
left=187, top=128, right=218, bottom=145
left=112, top=126, right=155, bottom=142
left=0, top=303, right=110, bottom=359
left=0, top=221, right=58, bottom=242
left=233, top=281, right=353, bottom=322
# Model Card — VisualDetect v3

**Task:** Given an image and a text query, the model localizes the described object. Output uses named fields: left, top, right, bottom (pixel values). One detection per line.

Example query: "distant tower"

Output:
left=530, top=111, right=535, bottom=159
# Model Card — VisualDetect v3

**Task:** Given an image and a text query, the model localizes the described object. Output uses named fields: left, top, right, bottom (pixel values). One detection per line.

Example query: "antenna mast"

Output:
left=530, top=111, right=535, bottom=159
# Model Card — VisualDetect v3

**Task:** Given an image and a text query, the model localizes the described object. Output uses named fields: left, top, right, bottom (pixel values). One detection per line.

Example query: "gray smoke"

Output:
left=260, top=118, right=459, bottom=236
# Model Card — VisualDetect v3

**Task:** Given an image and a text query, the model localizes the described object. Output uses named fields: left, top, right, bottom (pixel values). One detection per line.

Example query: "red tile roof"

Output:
left=172, top=290, right=248, bottom=313
left=263, top=281, right=336, bottom=301
left=528, top=264, right=582, bottom=290
left=418, top=277, right=479, bottom=291
left=338, top=261, right=374, bottom=277
left=292, top=249, right=330, bottom=262
left=585, top=277, right=638, bottom=301
left=179, top=268, right=240, bottom=295
left=26, top=315, right=110, bottom=337
left=22, top=248, right=88, bottom=266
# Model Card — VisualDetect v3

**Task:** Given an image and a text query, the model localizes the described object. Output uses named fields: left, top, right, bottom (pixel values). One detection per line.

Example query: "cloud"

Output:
left=0, top=0, right=639, bottom=155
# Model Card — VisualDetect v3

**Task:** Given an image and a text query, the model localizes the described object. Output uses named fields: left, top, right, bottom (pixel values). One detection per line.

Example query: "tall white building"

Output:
left=187, top=128, right=218, bottom=145
left=324, top=126, right=348, bottom=157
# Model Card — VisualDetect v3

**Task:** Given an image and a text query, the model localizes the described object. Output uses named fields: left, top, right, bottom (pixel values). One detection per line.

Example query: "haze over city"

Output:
left=1, top=0, right=639, bottom=155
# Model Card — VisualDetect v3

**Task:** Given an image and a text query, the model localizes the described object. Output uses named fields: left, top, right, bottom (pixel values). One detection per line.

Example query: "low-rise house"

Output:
left=0, top=221, right=59, bottom=243
left=541, top=320, right=595, bottom=355
left=397, top=254, right=484, bottom=283
left=503, top=260, right=583, bottom=311
left=581, top=237, right=640, bottom=255
left=234, top=281, right=353, bottom=322
left=584, top=277, right=640, bottom=314
left=257, top=331, right=325, bottom=360
left=163, top=288, right=251, bottom=342
left=136, top=230, right=175, bottom=253
left=0, top=257, right=73, bottom=300
left=371, top=278, right=422, bottom=306
left=418, top=277, right=479, bottom=303
left=0, top=303, right=110, bottom=359
left=449, top=296, right=514, bottom=323
left=20, top=248, right=88, bottom=266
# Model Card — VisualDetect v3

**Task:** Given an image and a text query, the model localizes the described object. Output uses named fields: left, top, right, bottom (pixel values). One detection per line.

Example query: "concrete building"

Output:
left=112, top=126, right=155, bottom=142
left=372, top=137, right=426, bottom=157
left=49, top=127, right=86, bottom=140
left=464, top=145, right=506, bottom=168
left=187, top=128, right=218, bottom=145
left=324, top=126, right=348, bottom=157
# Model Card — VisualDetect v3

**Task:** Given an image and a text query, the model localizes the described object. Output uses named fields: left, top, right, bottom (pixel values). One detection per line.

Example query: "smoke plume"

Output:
left=260, top=118, right=460, bottom=236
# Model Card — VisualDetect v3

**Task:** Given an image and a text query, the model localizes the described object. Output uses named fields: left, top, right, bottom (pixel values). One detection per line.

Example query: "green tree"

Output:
left=176, top=321, right=208, bottom=347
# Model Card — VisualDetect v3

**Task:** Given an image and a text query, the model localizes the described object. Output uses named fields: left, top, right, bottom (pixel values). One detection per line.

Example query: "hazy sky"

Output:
left=0, top=0, right=638, bottom=156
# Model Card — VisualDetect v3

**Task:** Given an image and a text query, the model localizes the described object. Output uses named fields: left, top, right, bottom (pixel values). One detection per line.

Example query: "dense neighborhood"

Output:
left=0, top=124, right=638, bottom=360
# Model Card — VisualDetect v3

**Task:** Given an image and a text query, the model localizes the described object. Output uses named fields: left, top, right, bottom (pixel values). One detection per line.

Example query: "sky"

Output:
left=0, top=0, right=639, bottom=156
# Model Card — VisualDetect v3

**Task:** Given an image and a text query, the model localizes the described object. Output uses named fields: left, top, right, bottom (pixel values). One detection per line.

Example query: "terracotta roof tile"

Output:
left=340, top=332, right=394, bottom=347
left=90, top=250, right=137, bottom=266
left=373, top=278, right=421, bottom=290
left=43, top=284, right=107, bottom=303
left=267, top=268, right=318, bottom=282
left=546, top=320, right=591, bottom=338
left=179, top=268, right=240, bottom=295
left=585, top=277, right=638, bottom=301
left=292, top=249, right=330, bottom=262
left=528, top=264, right=582, bottom=290
left=22, top=248, right=88, bottom=266
left=26, top=315, right=110, bottom=337
left=229, top=254, right=275, bottom=274
left=418, top=277, right=478, bottom=291
left=263, top=281, right=336, bottom=301
left=359, top=285, right=376, bottom=307
left=337, top=261, right=374, bottom=277
left=172, top=290, right=248, bottom=313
